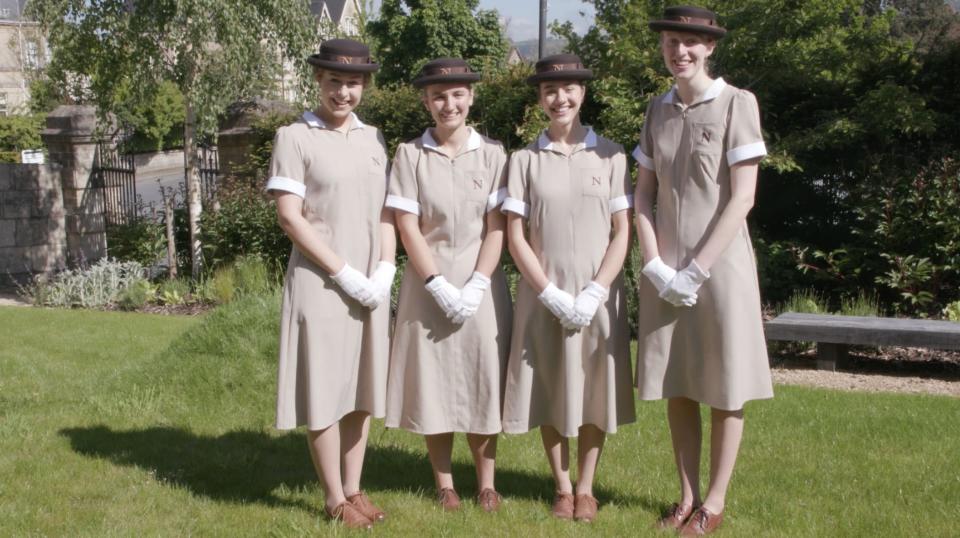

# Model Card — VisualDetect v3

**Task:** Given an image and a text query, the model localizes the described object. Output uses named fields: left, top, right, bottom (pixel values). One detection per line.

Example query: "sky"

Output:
left=367, top=1, right=597, bottom=43
left=478, top=0, right=596, bottom=42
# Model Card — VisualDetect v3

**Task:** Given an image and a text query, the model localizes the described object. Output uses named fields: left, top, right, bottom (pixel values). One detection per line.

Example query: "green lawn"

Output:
left=1, top=299, right=958, bottom=537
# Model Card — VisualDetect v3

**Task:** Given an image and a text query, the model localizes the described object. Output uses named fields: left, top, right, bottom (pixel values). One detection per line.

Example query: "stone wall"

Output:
left=0, top=163, right=67, bottom=286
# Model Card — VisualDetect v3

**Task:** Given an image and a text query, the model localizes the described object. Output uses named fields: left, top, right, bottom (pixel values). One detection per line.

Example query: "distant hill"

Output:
left=511, top=38, right=567, bottom=62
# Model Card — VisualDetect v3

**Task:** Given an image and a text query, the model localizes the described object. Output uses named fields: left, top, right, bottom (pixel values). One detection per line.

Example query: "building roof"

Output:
left=310, top=0, right=350, bottom=23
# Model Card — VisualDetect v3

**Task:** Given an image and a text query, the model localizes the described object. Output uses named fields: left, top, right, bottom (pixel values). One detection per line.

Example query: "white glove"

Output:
left=642, top=256, right=677, bottom=296
left=451, top=272, right=490, bottom=324
left=369, top=261, right=396, bottom=307
left=425, top=275, right=463, bottom=320
left=331, top=263, right=380, bottom=308
left=571, top=281, right=608, bottom=327
left=538, top=282, right=579, bottom=330
left=660, top=259, right=709, bottom=307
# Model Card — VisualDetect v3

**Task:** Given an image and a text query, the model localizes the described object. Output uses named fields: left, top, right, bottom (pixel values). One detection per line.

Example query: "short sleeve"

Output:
left=631, top=100, right=656, bottom=172
left=485, top=144, right=508, bottom=212
left=385, top=144, right=421, bottom=215
left=725, top=90, right=767, bottom=166
left=608, top=147, right=633, bottom=214
left=265, top=127, right=306, bottom=198
left=501, top=151, right=530, bottom=218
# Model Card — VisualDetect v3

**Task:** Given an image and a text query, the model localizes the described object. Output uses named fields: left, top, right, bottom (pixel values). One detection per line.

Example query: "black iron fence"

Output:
left=197, top=145, right=219, bottom=202
left=94, top=141, right=137, bottom=226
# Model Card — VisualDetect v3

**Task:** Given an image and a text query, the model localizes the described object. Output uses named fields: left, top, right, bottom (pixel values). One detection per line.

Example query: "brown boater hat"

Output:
left=648, top=5, right=727, bottom=39
left=526, top=53, right=594, bottom=85
left=412, top=58, right=481, bottom=88
left=307, top=38, right=379, bottom=73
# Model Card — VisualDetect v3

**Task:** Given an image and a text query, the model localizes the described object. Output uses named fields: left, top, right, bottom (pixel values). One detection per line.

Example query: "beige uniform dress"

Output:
left=384, top=128, right=512, bottom=435
left=633, top=78, right=774, bottom=410
left=266, top=111, right=391, bottom=431
left=501, top=128, right=636, bottom=437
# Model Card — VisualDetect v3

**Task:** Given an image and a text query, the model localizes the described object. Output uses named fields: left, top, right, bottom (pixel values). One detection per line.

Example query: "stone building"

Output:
left=0, top=0, right=47, bottom=115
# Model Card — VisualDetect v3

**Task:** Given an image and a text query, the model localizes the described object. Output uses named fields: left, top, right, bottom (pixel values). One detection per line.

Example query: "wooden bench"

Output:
left=764, top=312, right=960, bottom=371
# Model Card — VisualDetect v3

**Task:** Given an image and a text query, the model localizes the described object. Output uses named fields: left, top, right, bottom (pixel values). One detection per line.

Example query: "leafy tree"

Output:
left=29, top=0, right=317, bottom=278
left=558, top=0, right=960, bottom=315
left=366, top=0, right=508, bottom=85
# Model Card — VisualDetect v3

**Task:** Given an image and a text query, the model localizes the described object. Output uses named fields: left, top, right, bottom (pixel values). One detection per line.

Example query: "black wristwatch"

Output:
left=424, top=274, right=441, bottom=285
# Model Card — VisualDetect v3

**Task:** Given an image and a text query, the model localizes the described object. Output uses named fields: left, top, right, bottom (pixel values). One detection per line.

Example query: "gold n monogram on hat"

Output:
left=526, top=53, right=594, bottom=85
left=307, top=38, right=379, bottom=73
left=648, top=5, right=727, bottom=39
left=412, top=58, right=482, bottom=88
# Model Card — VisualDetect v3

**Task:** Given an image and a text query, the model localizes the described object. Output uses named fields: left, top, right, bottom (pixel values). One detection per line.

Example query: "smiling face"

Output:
left=538, top=81, right=585, bottom=128
left=422, top=83, right=474, bottom=131
left=660, top=30, right=716, bottom=83
left=315, top=69, right=366, bottom=123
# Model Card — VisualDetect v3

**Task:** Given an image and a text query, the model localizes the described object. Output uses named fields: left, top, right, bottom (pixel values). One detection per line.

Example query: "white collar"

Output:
left=537, top=126, right=598, bottom=152
left=421, top=127, right=483, bottom=155
left=663, top=77, right=727, bottom=106
left=302, top=110, right=365, bottom=130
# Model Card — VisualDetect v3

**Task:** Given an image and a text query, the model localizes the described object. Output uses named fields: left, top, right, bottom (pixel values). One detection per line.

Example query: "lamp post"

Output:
left=539, top=0, right=547, bottom=59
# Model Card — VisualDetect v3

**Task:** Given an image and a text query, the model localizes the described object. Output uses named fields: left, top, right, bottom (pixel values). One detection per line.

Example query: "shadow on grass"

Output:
left=59, top=425, right=651, bottom=511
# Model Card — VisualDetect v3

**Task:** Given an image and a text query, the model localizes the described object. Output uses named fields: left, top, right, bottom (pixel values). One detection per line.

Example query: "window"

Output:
left=25, top=41, right=39, bottom=69
left=0, top=93, right=8, bottom=117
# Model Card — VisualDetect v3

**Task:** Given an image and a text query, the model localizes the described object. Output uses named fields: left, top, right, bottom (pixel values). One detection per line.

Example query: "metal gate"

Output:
left=197, top=145, right=219, bottom=202
left=94, top=141, right=137, bottom=226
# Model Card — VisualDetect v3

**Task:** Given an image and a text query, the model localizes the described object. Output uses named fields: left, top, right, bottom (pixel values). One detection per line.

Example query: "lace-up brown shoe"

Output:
left=657, top=503, right=695, bottom=530
left=326, top=501, right=373, bottom=530
left=679, top=506, right=724, bottom=536
left=347, top=491, right=386, bottom=523
left=551, top=491, right=575, bottom=519
left=476, top=488, right=502, bottom=512
left=573, top=493, right=599, bottom=523
left=438, top=487, right=461, bottom=511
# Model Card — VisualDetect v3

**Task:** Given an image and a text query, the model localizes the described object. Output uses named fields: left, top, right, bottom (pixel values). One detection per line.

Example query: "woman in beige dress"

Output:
left=501, top=54, right=635, bottom=523
left=265, top=39, right=395, bottom=530
left=633, top=7, right=774, bottom=536
left=384, top=58, right=512, bottom=513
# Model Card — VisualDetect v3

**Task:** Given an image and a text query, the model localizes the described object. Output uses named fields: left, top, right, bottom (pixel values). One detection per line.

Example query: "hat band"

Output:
left=665, top=15, right=717, bottom=27
left=422, top=66, right=473, bottom=77
left=542, top=62, right=585, bottom=73
left=319, top=53, right=370, bottom=65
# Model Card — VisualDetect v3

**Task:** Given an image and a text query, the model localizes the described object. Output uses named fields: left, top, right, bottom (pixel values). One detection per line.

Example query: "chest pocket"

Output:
left=461, top=169, right=489, bottom=204
left=691, top=122, right=723, bottom=185
left=691, top=122, right=723, bottom=155
left=578, top=167, right=610, bottom=199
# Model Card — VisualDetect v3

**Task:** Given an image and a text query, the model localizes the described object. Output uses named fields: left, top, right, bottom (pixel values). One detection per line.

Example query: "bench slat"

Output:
left=764, top=312, right=960, bottom=350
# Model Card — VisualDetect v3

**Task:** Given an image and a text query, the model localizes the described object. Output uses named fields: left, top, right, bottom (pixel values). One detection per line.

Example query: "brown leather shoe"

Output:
left=573, top=493, right=599, bottom=523
left=326, top=501, right=373, bottom=530
left=476, top=488, right=502, bottom=512
left=551, top=491, right=575, bottom=519
left=347, top=491, right=386, bottom=523
left=657, top=503, right=695, bottom=530
left=438, top=487, right=461, bottom=511
left=679, top=506, right=724, bottom=536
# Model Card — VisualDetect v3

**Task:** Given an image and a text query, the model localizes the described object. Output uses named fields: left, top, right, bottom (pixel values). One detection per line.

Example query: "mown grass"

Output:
left=1, top=299, right=958, bottom=537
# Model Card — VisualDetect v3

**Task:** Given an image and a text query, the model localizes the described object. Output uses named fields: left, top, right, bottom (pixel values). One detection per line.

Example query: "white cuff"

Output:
left=486, top=187, right=507, bottom=212
left=385, top=194, right=421, bottom=215
left=726, top=141, right=767, bottom=166
left=501, top=197, right=529, bottom=218
left=609, top=194, right=634, bottom=213
left=265, top=176, right=306, bottom=198
left=632, top=146, right=655, bottom=171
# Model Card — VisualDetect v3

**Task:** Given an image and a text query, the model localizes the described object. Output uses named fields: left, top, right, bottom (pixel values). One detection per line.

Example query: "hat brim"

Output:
left=412, top=73, right=481, bottom=89
left=648, top=20, right=726, bottom=38
left=526, top=70, right=594, bottom=85
left=307, top=55, right=379, bottom=73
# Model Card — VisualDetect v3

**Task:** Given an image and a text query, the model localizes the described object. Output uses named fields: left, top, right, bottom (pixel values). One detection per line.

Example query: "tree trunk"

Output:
left=160, top=186, right=177, bottom=280
left=184, top=98, right=203, bottom=279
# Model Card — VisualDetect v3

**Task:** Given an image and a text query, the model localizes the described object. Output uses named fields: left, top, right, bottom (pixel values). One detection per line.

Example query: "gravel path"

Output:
left=772, top=367, right=960, bottom=398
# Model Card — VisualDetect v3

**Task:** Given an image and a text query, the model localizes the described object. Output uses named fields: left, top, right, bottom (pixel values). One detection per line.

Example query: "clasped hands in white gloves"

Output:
left=369, top=261, right=397, bottom=306
left=539, top=281, right=608, bottom=330
left=427, top=272, right=491, bottom=324
left=642, top=256, right=709, bottom=307
left=450, top=272, right=490, bottom=324
left=332, top=263, right=385, bottom=308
